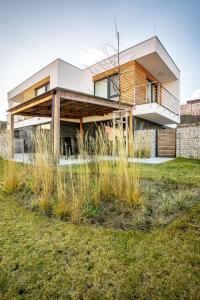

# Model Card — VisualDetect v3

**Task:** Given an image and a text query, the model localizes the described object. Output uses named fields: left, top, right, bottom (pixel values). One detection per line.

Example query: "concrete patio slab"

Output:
left=13, top=153, right=175, bottom=165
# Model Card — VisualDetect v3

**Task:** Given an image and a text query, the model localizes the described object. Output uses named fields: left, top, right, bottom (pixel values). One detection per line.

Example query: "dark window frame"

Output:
left=35, top=82, right=50, bottom=97
left=94, top=73, right=119, bottom=100
left=108, top=74, right=119, bottom=100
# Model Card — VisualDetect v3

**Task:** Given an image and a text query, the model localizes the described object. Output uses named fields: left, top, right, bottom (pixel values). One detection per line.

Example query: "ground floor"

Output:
left=13, top=116, right=176, bottom=160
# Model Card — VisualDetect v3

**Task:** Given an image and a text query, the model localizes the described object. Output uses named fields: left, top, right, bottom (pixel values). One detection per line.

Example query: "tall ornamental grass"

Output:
left=2, top=124, right=142, bottom=223
left=1, top=130, right=20, bottom=193
left=28, top=129, right=54, bottom=211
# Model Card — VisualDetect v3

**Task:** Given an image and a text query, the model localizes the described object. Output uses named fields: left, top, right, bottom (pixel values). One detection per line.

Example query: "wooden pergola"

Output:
left=8, top=87, right=133, bottom=163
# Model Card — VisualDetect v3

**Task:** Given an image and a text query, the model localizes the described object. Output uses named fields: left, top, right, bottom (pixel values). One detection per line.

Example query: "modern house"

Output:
left=7, top=36, right=180, bottom=161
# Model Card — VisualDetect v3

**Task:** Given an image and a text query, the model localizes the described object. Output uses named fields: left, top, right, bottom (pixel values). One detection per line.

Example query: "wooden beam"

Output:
left=60, top=90, right=131, bottom=110
left=8, top=88, right=133, bottom=121
left=52, top=91, right=60, bottom=164
left=8, top=113, right=14, bottom=159
left=10, top=95, right=52, bottom=115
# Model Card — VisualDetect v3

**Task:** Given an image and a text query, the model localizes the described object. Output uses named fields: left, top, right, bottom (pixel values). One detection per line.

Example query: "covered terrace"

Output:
left=7, top=87, right=133, bottom=163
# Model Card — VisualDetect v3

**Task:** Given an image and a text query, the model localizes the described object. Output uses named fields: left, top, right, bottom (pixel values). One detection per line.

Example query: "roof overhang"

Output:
left=87, top=37, right=180, bottom=83
left=136, top=52, right=177, bottom=83
left=7, top=88, right=132, bottom=119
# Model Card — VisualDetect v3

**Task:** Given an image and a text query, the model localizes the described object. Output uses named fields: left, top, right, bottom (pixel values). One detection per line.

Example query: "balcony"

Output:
left=133, top=82, right=180, bottom=124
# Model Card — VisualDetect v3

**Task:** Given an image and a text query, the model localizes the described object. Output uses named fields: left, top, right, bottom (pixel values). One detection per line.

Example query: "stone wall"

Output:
left=0, top=130, right=8, bottom=159
left=176, top=125, right=200, bottom=159
left=0, top=130, right=26, bottom=158
left=134, top=129, right=156, bottom=157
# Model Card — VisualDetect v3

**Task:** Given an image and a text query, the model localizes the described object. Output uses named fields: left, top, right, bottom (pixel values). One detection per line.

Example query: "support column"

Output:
left=128, top=109, right=134, bottom=157
left=129, top=110, right=133, bottom=133
left=52, top=90, right=60, bottom=164
left=8, top=113, right=14, bottom=159
left=80, top=117, right=84, bottom=138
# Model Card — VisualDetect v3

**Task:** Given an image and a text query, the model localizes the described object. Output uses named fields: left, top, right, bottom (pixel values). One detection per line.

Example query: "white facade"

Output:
left=8, top=36, right=180, bottom=129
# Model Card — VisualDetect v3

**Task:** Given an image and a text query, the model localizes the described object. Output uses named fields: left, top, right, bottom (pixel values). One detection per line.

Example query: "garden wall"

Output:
left=134, top=129, right=156, bottom=157
left=176, top=125, right=200, bottom=159
left=0, top=131, right=8, bottom=159
left=0, top=130, right=25, bottom=158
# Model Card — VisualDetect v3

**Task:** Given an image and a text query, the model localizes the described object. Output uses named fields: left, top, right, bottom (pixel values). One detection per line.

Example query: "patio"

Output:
left=13, top=153, right=175, bottom=165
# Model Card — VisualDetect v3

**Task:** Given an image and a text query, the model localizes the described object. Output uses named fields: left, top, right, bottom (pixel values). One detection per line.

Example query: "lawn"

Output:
left=0, top=158, right=200, bottom=299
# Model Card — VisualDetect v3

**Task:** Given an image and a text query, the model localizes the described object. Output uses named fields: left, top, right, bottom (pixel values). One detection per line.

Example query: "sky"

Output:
left=0, top=0, right=200, bottom=121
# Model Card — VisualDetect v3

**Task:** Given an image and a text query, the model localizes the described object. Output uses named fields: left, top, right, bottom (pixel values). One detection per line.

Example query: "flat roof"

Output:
left=8, top=36, right=180, bottom=96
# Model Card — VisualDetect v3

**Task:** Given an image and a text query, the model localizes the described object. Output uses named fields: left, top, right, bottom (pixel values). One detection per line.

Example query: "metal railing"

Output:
left=133, top=82, right=180, bottom=115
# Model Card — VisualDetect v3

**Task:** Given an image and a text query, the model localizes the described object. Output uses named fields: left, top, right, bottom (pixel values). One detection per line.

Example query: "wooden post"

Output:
left=112, top=113, right=115, bottom=157
left=52, top=91, right=60, bottom=165
left=80, top=117, right=84, bottom=137
left=125, top=111, right=128, bottom=157
left=8, top=113, right=14, bottom=159
left=128, top=109, right=134, bottom=157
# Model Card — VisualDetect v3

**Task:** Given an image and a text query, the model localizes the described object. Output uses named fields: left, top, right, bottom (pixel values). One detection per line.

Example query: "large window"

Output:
left=94, top=74, right=119, bottom=101
left=35, top=82, right=50, bottom=96
left=94, top=78, right=107, bottom=98
left=109, top=74, right=119, bottom=100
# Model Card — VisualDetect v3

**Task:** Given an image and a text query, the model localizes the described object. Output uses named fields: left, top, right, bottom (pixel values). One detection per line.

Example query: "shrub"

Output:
left=159, top=192, right=176, bottom=216
left=172, top=190, right=199, bottom=210
left=135, top=148, right=151, bottom=158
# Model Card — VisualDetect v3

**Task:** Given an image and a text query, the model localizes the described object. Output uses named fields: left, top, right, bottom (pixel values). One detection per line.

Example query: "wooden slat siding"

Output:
left=22, top=77, right=50, bottom=102
left=93, top=67, right=119, bottom=82
left=121, top=61, right=135, bottom=104
left=93, top=61, right=160, bottom=105
left=157, top=129, right=176, bottom=157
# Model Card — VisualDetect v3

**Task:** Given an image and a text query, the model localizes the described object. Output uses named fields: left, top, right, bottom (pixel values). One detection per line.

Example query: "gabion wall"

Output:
left=0, top=130, right=9, bottom=159
left=134, top=129, right=156, bottom=157
left=176, top=125, right=200, bottom=159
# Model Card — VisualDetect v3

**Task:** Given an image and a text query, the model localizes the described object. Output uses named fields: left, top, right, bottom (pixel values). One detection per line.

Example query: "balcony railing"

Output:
left=133, top=82, right=180, bottom=115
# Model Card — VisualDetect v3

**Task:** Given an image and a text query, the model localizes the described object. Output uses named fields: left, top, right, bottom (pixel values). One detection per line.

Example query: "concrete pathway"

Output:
left=13, top=153, right=175, bottom=165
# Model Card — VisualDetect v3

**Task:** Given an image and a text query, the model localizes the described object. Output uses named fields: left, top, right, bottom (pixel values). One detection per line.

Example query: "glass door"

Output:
left=147, top=79, right=158, bottom=103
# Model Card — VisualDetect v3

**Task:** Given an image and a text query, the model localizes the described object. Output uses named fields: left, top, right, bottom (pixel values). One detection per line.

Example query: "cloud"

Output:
left=80, top=48, right=106, bottom=67
left=191, top=89, right=200, bottom=100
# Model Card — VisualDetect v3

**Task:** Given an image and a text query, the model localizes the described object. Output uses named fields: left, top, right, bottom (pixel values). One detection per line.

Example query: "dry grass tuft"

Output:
left=28, top=129, right=54, bottom=212
left=3, top=160, right=21, bottom=193
left=2, top=124, right=142, bottom=223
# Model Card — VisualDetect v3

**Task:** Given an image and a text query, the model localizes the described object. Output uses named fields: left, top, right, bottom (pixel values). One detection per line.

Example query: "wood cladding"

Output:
left=22, top=77, right=50, bottom=102
left=157, top=129, right=176, bottom=157
left=93, top=61, right=159, bottom=105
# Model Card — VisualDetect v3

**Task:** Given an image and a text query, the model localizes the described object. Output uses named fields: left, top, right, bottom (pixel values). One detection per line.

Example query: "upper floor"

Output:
left=8, top=36, right=180, bottom=125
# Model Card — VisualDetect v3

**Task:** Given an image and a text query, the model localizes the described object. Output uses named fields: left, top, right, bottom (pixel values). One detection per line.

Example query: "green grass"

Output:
left=0, top=158, right=200, bottom=299
left=140, top=158, right=200, bottom=186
